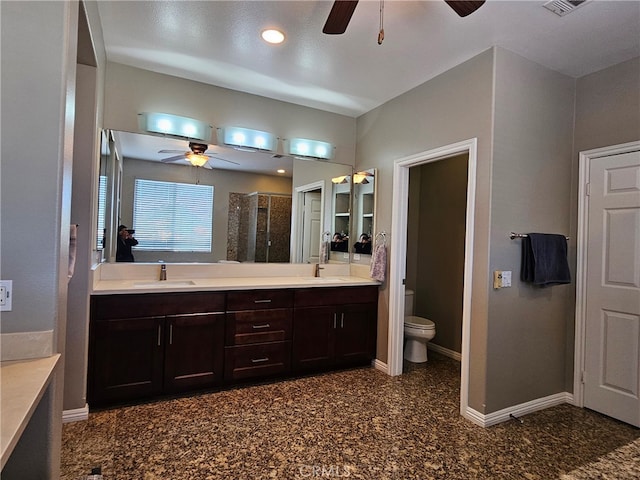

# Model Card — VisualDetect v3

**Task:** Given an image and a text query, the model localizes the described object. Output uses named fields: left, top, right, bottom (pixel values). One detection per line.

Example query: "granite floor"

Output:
left=62, top=353, right=639, bottom=479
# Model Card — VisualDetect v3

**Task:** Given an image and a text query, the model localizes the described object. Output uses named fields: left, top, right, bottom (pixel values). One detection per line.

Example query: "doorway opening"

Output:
left=291, top=180, right=325, bottom=263
left=388, top=138, right=478, bottom=422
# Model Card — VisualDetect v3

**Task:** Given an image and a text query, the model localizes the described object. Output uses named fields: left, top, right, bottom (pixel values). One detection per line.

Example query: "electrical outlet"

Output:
left=0, top=280, right=13, bottom=311
left=493, top=271, right=503, bottom=289
left=493, top=271, right=512, bottom=289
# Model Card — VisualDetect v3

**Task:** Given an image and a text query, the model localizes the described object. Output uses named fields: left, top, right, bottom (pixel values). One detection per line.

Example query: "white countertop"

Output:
left=1, top=354, right=60, bottom=469
left=92, top=275, right=379, bottom=295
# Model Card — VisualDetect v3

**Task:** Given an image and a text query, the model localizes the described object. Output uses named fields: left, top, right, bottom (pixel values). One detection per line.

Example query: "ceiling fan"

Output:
left=322, top=0, right=486, bottom=35
left=159, top=142, right=240, bottom=168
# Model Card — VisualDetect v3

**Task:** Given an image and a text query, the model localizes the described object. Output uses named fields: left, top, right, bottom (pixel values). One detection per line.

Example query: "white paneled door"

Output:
left=302, top=191, right=322, bottom=264
left=584, top=150, right=640, bottom=427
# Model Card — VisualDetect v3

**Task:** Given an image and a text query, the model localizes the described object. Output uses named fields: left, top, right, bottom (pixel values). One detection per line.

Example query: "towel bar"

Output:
left=510, top=232, right=569, bottom=240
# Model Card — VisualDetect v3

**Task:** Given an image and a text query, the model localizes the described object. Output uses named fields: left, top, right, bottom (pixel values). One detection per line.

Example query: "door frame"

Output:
left=291, top=180, right=325, bottom=263
left=573, top=140, right=640, bottom=407
left=388, top=138, right=477, bottom=421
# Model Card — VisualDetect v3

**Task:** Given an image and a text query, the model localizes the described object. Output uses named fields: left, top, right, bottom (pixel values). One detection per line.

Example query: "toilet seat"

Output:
left=405, top=315, right=435, bottom=330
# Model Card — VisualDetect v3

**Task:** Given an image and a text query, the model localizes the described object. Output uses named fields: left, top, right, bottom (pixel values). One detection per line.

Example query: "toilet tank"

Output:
left=404, top=289, right=414, bottom=315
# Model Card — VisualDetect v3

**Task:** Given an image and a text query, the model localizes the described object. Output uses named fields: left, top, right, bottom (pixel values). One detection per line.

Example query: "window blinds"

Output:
left=133, top=178, right=214, bottom=252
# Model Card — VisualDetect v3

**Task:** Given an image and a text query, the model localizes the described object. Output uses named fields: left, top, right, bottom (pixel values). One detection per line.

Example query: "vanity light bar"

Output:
left=220, top=126, right=276, bottom=152
left=287, top=138, right=334, bottom=160
left=138, top=112, right=212, bottom=142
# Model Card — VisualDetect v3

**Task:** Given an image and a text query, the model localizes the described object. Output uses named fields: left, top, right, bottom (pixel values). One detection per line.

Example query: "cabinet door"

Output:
left=335, top=303, right=377, bottom=366
left=292, top=305, right=336, bottom=372
left=164, top=313, right=225, bottom=393
left=90, top=316, right=164, bottom=405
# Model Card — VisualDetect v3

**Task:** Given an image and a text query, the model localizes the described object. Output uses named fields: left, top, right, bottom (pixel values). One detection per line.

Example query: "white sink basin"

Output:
left=299, top=277, right=348, bottom=283
left=133, top=280, right=196, bottom=288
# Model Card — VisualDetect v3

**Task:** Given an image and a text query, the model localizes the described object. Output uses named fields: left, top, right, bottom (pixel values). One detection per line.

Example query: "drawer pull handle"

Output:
left=169, top=324, right=173, bottom=345
left=251, top=357, right=270, bottom=363
left=254, top=299, right=272, bottom=304
left=333, top=313, right=337, bottom=329
left=341, top=313, right=345, bottom=329
left=252, top=323, right=271, bottom=329
left=157, top=325, right=161, bottom=346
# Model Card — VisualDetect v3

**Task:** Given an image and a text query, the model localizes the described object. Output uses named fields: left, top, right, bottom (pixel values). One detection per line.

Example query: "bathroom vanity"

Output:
left=88, top=270, right=378, bottom=407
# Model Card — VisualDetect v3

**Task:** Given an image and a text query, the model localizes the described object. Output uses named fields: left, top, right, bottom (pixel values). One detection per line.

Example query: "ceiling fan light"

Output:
left=186, top=153, right=209, bottom=167
left=139, top=112, right=212, bottom=142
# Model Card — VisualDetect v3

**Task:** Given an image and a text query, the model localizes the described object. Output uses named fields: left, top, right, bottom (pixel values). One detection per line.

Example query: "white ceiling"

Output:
left=98, top=0, right=640, bottom=118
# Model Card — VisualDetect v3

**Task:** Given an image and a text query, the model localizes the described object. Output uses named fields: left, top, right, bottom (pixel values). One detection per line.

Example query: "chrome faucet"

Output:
left=314, top=263, right=324, bottom=278
left=159, top=264, right=167, bottom=281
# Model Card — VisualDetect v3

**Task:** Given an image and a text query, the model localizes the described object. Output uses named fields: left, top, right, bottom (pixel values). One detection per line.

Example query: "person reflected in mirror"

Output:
left=354, top=233, right=372, bottom=254
left=331, top=232, right=348, bottom=252
left=116, top=224, right=138, bottom=262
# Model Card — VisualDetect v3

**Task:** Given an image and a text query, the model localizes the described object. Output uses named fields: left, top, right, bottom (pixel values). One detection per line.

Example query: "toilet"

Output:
left=404, top=289, right=436, bottom=363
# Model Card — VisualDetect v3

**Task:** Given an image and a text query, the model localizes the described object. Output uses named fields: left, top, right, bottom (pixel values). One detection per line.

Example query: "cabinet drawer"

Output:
left=164, top=292, right=226, bottom=315
left=294, top=286, right=378, bottom=307
left=91, top=294, right=166, bottom=320
left=224, top=342, right=291, bottom=381
left=225, top=309, right=292, bottom=345
left=227, top=289, right=293, bottom=311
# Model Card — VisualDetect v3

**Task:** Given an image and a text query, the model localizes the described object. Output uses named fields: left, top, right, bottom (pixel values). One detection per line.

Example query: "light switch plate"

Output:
left=0, top=280, right=13, bottom=311
left=502, top=271, right=512, bottom=287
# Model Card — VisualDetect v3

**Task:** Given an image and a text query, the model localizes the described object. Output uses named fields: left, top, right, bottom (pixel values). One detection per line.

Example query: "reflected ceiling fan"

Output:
left=158, top=142, right=240, bottom=168
left=322, top=0, right=485, bottom=35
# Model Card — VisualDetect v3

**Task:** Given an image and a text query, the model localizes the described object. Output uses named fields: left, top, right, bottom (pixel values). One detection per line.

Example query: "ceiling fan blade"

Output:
left=444, top=0, right=485, bottom=17
left=161, top=155, right=187, bottom=163
left=208, top=155, right=241, bottom=166
left=323, top=0, right=359, bottom=35
left=158, top=149, right=185, bottom=154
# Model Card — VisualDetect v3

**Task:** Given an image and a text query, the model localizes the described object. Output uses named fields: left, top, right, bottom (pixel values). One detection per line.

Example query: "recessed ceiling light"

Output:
left=277, top=169, right=286, bottom=174
left=261, top=29, right=285, bottom=45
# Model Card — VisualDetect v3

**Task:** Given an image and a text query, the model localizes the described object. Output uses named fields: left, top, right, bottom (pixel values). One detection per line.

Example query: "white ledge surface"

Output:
left=1, top=354, right=60, bottom=469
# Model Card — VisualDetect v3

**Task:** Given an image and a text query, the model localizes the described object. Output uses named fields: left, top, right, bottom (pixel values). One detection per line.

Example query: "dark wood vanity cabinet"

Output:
left=292, top=286, right=378, bottom=373
left=89, top=285, right=377, bottom=406
left=88, top=292, right=225, bottom=406
left=224, top=289, right=293, bottom=381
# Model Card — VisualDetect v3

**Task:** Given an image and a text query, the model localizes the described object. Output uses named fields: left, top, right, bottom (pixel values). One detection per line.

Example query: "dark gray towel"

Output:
left=521, top=233, right=571, bottom=287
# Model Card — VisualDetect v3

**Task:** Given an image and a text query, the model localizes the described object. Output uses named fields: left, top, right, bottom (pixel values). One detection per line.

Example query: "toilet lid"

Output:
left=405, top=315, right=435, bottom=329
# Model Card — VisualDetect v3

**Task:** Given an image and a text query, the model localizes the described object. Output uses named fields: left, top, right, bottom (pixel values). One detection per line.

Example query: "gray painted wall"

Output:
left=356, top=49, right=495, bottom=411
left=1, top=0, right=79, bottom=474
left=407, top=154, right=468, bottom=355
left=486, top=48, right=576, bottom=412
left=103, top=62, right=357, bottom=167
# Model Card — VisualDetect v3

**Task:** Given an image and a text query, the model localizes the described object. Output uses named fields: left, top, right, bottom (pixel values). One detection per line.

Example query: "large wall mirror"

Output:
left=97, top=130, right=355, bottom=265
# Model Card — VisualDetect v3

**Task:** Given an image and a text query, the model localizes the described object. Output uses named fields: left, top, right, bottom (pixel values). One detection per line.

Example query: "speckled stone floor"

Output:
left=62, top=353, right=639, bottom=479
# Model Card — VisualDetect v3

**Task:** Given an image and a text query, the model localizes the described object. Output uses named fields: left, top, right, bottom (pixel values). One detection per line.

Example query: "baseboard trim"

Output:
left=463, top=392, right=573, bottom=427
left=428, top=343, right=461, bottom=361
left=373, top=359, right=388, bottom=374
left=63, top=404, right=89, bottom=423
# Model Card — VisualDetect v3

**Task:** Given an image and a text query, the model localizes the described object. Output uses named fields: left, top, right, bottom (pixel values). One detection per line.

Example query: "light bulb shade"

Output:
left=220, top=126, right=276, bottom=152
left=332, top=175, right=349, bottom=184
left=139, top=112, right=212, bottom=142
left=287, top=138, right=334, bottom=160
left=186, top=153, right=209, bottom=167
